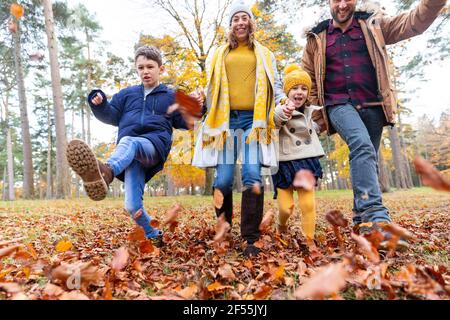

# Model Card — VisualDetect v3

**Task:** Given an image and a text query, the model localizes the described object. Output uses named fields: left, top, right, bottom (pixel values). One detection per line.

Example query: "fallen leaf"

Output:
left=55, top=240, right=72, bottom=253
left=43, top=283, right=65, bottom=298
left=103, top=278, right=113, bottom=300
left=139, top=240, right=154, bottom=254
left=295, top=262, right=348, bottom=300
left=213, top=214, right=231, bottom=243
left=150, top=220, right=160, bottom=228
left=254, top=285, right=272, bottom=300
left=325, top=210, right=348, bottom=227
left=59, top=291, right=90, bottom=300
left=213, top=189, right=224, bottom=209
left=414, top=157, right=450, bottom=192
left=259, top=210, right=274, bottom=233
left=0, top=245, right=21, bottom=259
left=177, top=284, right=198, bottom=299
left=292, top=169, right=315, bottom=191
left=207, top=281, right=232, bottom=292
left=351, top=233, right=380, bottom=264
left=111, top=247, right=129, bottom=272
left=218, top=264, right=236, bottom=281
left=128, top=226, right=146, bottom=242
left=164, top=204, right=182, bottom=225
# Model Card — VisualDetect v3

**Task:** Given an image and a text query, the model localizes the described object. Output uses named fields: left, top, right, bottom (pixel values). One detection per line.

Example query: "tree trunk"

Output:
left=42, top=0, right=71, bottom=198
left=86, top=29, right=92, bottom=146
left=388, top=126, right=408, bottom=189
left=11, top=20, right=34, bottom=199
left=2, top=168, right=7, bottom=201
left=378, top=149, right=390, bottom=193
left=234, top=165, right=242, bottom=192
left=203, top=168, right=214, bottom=195
left=4, top=95, right=15, bottom=201
left=397, top=112, right=414, bottom=188
left=46, top=105, right=53, bottom=199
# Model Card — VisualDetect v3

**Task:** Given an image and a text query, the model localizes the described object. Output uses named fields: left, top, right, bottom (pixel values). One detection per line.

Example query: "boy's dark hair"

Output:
left=134, top=45, right=162, bottom=66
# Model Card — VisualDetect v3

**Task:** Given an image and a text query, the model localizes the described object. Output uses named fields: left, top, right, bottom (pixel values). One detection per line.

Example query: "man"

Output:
left=302, top=0, right=446, bottom=249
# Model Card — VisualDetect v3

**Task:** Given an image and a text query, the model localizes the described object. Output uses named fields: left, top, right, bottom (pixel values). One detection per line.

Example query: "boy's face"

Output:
left=135, top=56, right=164, bottom=88
left=288, top=85, right=309, bottom=108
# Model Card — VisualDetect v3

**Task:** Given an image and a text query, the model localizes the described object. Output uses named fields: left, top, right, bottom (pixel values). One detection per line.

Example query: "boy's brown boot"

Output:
left=66, top=139, right=113, bottom=201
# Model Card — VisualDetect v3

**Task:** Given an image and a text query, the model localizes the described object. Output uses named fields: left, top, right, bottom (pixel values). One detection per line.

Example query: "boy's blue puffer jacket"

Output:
left=87, top=83, right=188, bottom=183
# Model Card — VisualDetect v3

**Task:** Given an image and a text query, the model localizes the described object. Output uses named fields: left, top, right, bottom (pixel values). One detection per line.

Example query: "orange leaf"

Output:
left=10, top=3, right=24, bottom=20
left=414, top=156, right=450, bottom=192
left=259, top=210, right=274, bottom=233
left=55, top=240, right=72, bottom=253
left=295, top=262, right=348, bottom=300
left=175, top=90, right=202, bottom=117
left=292, top=169, right=316, bottom=191
left=139, top=240, right=154, bottom=254
left=351, top=233, right=380, bottom=263
left=0, top=245, right=21, bottom=259
left=111, top=247, right=129, bottom=272
left=325, top=210, right=348, bottom=228
left=177, top=284, right=198, bottom=299
left=254, top=285, right=272, bottom=300
left=128, top=226, right=146, bottom=242
left=103, top=278, right=113, bottom=300
left=272, top=264, right=285, bottom=281
left=244, top=259, right=253, bottom=269
left=206, top=281, right=232, bottom=292
left=150, top=219, right=160, bottom=228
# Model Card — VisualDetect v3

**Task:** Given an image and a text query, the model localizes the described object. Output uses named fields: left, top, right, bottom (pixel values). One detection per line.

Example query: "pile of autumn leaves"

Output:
left=0, top=157, right=449, bottom=300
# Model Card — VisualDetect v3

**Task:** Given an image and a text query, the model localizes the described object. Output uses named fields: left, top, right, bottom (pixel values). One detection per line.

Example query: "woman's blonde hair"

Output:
left=227, top=17, right=256, bottom=49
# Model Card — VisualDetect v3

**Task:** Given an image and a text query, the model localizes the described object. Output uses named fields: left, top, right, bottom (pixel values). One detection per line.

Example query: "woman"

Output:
left=193, top=0, right=284, bottom=257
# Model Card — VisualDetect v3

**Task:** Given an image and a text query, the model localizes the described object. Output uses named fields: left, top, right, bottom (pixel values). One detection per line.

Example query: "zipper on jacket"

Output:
left=141, top=86, right=146, bottom=127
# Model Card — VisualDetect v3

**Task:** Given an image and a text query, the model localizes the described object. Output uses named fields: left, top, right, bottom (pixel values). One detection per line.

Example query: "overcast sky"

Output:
left=66, top=0, right=449, bottom=144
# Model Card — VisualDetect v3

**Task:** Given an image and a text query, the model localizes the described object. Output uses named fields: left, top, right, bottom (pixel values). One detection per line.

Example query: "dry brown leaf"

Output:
left=381, top=223, right=415, bottom=240
left=254, top=285, right=272, bottom=300
left=43, top=283, right=64, bottom=298
left=111, top=247, right=129, bottom=272
left=51, top=261, right=103, bottom=288
left=295, top=263, right=348, bottom=300
left=351, top=233, right=380, bottom=264
left=59, top=291, right=90, bottom=300
left=139, top=240, right=154, bottom=254
left=0, top=245, right=21, bottom=259
left=218, top=264, right=236, bottom=281
left=213, top=214, right=231, bottom=243
left=213, top=189, right=224, bottom=209
left=103, top=278, right=113, bottom=300
left=128, top=226, right=146, bottom=242
left=325, top=210, right=348, bottom=228
left=259, top=210, right=274, bottom=233
left=177, top=284, right=198, bottom=299
left=0, top=237, right=25, bottom=247
left=164, top=204, right=182, bottom=225
left=292, top=169, right=315, bottom=191
left=414, top=157, right=450, bottom=192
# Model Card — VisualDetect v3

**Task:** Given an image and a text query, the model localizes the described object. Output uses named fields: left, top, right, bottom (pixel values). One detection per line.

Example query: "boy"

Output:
left=66, top=45, right=204, bottom=246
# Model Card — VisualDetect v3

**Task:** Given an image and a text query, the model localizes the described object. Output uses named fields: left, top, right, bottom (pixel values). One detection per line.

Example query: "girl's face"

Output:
left=231, top=12, right=251, bottom=43
left=288, top=85, right=309, bottom=108
left=135, top=56, right=164, bottom=88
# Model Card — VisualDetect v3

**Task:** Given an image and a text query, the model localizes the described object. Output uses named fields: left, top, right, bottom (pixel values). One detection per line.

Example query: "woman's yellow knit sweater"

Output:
left=225, top=43, right=256, bottom=110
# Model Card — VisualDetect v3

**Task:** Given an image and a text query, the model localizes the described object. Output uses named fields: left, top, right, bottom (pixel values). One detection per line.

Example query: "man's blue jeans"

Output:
left=327, top=103, right=391, bottom=225
left=107, top=136, right=162, bottom=239
left=213, top=111, right=262, bottom=195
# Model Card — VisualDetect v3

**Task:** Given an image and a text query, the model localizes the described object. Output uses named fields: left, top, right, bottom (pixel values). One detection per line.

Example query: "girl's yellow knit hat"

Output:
left=283, top=64, right=312, bottom=95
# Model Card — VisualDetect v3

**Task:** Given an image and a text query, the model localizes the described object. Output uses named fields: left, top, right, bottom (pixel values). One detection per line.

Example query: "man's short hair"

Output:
left=134, top=45, right=162, bottom=66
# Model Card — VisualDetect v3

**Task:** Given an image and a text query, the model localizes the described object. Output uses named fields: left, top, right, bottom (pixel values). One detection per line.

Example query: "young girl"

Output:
left=272, top=64, right=325, bottom=249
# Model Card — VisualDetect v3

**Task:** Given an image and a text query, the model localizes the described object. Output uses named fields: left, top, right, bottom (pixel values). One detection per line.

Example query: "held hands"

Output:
left=190, top=88, right=205, bottom=107
left=282, top=98, right=296, bottom=119
left=91, top=93, right=103, bottom=106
